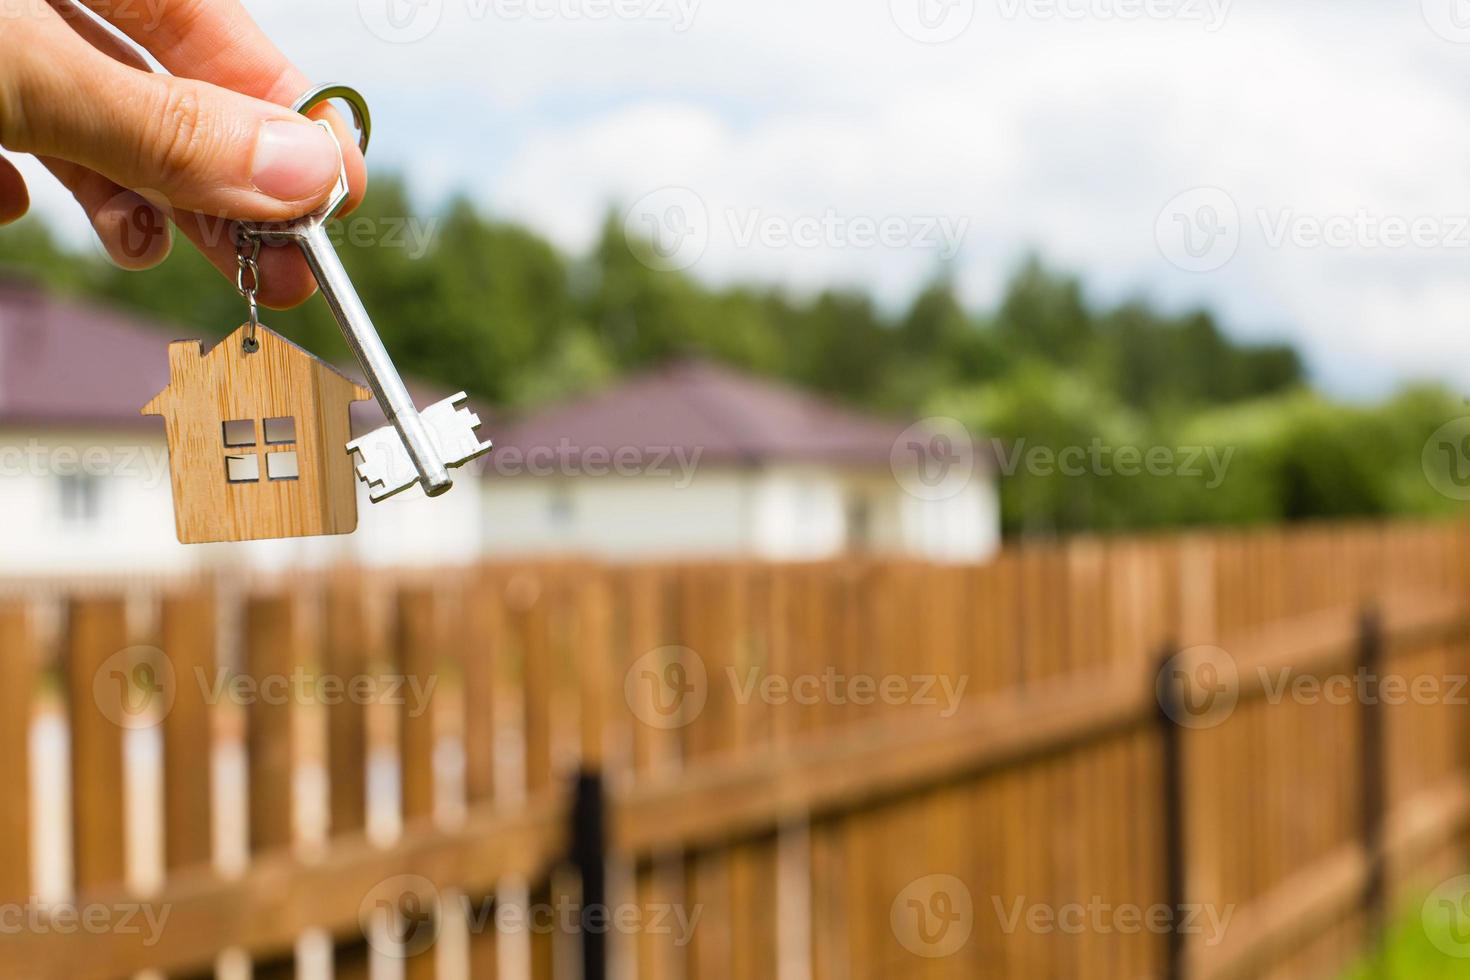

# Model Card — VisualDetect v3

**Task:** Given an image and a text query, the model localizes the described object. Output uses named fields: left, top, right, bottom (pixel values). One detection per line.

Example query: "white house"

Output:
left=0, top=280, right=998, bottom=573
left=481, top=359, right=999, bottom=563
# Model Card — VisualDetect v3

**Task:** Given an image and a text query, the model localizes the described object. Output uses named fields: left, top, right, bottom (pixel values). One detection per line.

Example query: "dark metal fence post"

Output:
left=571, top=769, right=608, bottom=980
left=1156, top=643, right=1188, bottom=980
left=1359, top=605, right=1387, bottom=972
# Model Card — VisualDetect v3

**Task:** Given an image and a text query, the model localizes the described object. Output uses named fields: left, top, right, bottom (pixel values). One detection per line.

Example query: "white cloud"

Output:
left=17, top=0, right=1470, bottom=396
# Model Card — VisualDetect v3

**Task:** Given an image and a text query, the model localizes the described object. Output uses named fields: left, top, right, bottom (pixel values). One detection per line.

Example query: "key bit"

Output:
left=348, top=393, right=493, bottom=502
left=239, top=121, right=454, bottom=497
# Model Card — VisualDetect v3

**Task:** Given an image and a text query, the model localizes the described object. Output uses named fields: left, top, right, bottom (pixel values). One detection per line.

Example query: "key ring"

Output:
left=291, top=84, right=372, bottom=156
left=232, top=84, right=372, bottom=354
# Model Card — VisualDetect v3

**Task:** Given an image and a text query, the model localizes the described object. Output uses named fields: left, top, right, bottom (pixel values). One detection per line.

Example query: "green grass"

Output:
left=1339, top=911, right=1470, bottom=979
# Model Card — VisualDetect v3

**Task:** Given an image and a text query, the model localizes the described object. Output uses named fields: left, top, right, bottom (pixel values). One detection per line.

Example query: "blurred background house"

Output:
left=0, top=279, right=998, bottom=575
left=486, top=358, right=997, bottom=562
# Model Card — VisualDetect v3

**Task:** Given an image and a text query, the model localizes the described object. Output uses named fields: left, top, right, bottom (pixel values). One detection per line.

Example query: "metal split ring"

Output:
left=231, top=84, right=372, bottom=353
left=291, top=83, right=372, bottom=156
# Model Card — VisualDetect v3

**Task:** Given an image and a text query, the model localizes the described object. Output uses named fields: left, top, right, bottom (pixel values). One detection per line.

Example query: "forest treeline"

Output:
left=1, top=176, right=1462, bottom=534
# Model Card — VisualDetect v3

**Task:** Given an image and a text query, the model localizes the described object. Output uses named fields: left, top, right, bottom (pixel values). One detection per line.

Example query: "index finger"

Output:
left=74, top=0, right=367, bottom=211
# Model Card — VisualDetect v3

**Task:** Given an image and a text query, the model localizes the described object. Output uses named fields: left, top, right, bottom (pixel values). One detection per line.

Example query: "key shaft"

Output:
left=295, top=222, right=452, bottom=497
left=239, top=116, right=451, bottom=498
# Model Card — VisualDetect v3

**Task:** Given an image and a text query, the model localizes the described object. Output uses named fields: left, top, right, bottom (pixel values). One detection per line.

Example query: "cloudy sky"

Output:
left=21, top=0, right=1470, bottom=398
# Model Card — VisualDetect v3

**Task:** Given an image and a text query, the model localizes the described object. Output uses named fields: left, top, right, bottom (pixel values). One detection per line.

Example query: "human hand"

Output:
left=0, top=0, right=368, bottom=308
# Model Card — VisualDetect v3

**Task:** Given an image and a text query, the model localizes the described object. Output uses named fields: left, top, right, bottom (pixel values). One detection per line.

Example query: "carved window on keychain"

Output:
left=224, top=417, right=300, bottom=483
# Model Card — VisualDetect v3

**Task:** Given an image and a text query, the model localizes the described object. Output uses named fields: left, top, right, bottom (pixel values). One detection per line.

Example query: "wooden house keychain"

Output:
left=142, top=85, right=492, bottom=545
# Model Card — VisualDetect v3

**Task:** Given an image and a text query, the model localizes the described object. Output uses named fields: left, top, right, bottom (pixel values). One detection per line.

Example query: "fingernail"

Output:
left=251, top=120, right=340, bottom=201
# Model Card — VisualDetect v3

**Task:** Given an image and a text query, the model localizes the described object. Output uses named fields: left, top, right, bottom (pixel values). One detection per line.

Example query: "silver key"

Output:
left=240, top=122, right=454, bottom=497
left=348, top=392, right=492, bottom=502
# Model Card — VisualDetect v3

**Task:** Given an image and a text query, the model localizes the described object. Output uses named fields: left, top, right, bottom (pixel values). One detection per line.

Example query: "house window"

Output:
left=548, top=486, right=575, bottom=527
left=264, top=417, right=296, bottom=444
left=267, top=452, right=300, bottom=481
left=223, top=419, right=255, bottom=447
left=58, top=473, right=102, bottom=524
left=226, top=454, right=260, bottom=483
left=223, top=417, right=299, bottom=484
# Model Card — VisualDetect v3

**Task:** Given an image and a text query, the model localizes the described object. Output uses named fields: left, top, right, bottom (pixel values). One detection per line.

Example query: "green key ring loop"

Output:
left=291, top=83, right=372, bottom=156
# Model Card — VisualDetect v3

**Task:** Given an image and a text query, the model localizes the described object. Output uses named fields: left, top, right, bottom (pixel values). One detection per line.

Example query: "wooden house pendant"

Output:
left=141, top=85, right=491, bottom=545
left=142, top=324, right=372, bottom=545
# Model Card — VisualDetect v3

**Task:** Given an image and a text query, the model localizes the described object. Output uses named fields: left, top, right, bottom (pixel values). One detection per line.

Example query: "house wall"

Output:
left=481, top=469, right=752, bottom=559
left=0, top=428, right=489, bottom=575
left=349, top=473, right=487, bottom=567
left=478, top=463, right=1001, bottom=563
left=898, top=474, right=1002, bottom=563
left=746, top=464, right=850, bottom=560
left=0, top=428, right=190, bottom=575
left=0, top=432, right=1000, bottom=573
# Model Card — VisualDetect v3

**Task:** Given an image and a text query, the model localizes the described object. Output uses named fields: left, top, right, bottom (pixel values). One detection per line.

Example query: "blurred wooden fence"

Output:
left=1, top=520, right=1469, bottom=979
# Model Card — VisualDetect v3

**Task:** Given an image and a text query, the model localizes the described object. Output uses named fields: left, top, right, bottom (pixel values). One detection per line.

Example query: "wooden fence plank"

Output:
left=576, top=569, right=617, bottom=979
left=160, top=590, right=220, bottom=980
left=626, top=566, right=686, bottom=980
left=67, top=597, right=130, bottom=892
left=4, top=521, right=1469, bottom=980
left=465, top=572, right=502, bottom=810
left=324, top=576, right=374, bottom=980
left=162, top=591, right=216, bottom=873
left=509, top=571, right=557, bottom=980
left=398, top=588, right=446, bottom=979
left=0, top=794, right=569, bottom=979
left=615, top=670, right=1150, bottom=856
left=246, top=594, right=301, bottom=979
left=0, top=601, right=35, bottom=902
left=398, top=589, right=442, bottom=827
left=464, top=571, right=504, bottom=980
left=324, top=577, right=370, bottom=842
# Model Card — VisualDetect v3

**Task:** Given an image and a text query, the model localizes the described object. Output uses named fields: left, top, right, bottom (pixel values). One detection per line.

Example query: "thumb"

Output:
left=3, top=42, right=342, bottom=222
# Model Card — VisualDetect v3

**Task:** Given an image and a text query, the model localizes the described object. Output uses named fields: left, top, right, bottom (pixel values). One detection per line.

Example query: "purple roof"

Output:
left=0, top=280, right=443, bottom=435
left=492, top=358, right=917, bottom=467
left=0, top=281, right=973, bottom=470
left=0, top=279, right=173, bottom=429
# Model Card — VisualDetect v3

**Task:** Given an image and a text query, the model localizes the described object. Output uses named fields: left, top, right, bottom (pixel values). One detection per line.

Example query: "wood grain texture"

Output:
left=397, top=589, right=442, bottom=828
left=9, top=523, right=1470, bottom=980
left=66, top=597, right=129, bottom=891
left=325, top=576, right=376, bottom=980
left=246, top=594, right=300, bottom=858
left=246, top=594, right=303, bottom=978
left=396, top=589, right=443, bottom=980
left=324, top=575, right=370, bottom=839
left=0, top=796, right=569, bottom=979
left=142, top=324, right=371, bottom=544
left=161, top=591, right=216, bottom=873
left=0, top=602, right=34, bottom=901
left=463, top=572, right=502, bottom=980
